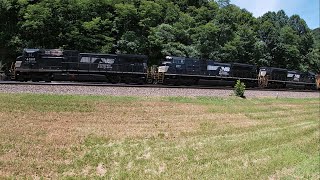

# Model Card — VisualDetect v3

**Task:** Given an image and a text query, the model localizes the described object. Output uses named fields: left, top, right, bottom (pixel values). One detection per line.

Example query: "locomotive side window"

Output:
left=173, top=59, right=185, bottom=64
left=207, top=65, right=219, bottom=71
left=287, top=73, right=294, bottom=78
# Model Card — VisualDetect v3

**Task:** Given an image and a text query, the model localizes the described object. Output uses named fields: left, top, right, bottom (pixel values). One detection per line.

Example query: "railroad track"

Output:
left=0, top=80, right=318, bottom=92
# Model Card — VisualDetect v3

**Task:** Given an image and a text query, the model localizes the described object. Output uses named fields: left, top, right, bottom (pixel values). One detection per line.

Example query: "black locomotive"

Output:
left=12, top=49, right=147, bottom=84
left=9, top=48, right=320, bottom=90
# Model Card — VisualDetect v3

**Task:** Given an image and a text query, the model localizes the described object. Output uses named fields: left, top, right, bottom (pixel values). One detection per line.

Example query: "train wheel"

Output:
left=124, top=77, right=131, bottom=84
left=137, top=78, right=145, bottom=85
left=44, top=74, right=52, bottom=82
left=174, top=79, right=181, bottom=86
left=31, top=77, right=39, bottom=82
left=110, top=76, right=121, bottom=84
left=193, top=78, right=199, bottom=85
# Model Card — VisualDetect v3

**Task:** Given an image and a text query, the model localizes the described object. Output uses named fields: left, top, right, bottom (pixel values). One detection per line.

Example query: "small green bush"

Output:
left=234, top=80, right=246, bottom=97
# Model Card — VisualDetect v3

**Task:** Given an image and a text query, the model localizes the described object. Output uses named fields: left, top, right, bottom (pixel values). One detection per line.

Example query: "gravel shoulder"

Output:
left=0, top=84, right=319, bottom=98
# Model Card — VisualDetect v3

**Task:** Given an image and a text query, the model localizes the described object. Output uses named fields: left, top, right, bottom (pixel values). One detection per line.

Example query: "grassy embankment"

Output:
left=0, top=93, right=319, bottom=179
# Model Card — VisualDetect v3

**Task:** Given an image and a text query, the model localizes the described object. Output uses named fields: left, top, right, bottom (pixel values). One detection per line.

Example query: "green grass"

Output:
left=0, top=93, right=138, bottom=112
left=0, top=93, right=319, bottom=179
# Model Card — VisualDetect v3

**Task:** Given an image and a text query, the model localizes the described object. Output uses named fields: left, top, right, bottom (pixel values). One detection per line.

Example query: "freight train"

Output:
left=8, top=48, right=320, bottom=90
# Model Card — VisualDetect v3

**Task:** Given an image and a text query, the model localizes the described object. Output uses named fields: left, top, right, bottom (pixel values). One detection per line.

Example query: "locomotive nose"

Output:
left=158, top=65, right=169, bottom=73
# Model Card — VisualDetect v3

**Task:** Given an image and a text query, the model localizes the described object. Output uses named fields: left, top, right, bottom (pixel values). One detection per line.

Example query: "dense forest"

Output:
left=0, top=0, right=319, bottom=72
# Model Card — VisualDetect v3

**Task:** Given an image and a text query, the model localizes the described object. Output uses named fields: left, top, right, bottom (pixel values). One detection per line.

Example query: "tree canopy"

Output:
left=0, top=0, right=319, bottom=72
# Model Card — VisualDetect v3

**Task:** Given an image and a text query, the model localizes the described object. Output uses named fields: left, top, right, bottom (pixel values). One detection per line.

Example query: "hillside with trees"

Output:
left=312, top=28, right=320, bottom=48
left=0, top=0, right=319, bottom=72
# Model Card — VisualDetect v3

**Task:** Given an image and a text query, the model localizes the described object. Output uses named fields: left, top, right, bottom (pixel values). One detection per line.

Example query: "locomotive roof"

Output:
left=288, top=70, right=301, bottom=74
left=214, top=62, right=231, bottom=66
left=260, top=67, right=288, bottom=71
left=23, top=48, right=40, bottom=53
left=165, top=56, right=200, bottom=61
left=80, top=53, right=147, bottom=58
left=231, top=63, right=255, bottom=67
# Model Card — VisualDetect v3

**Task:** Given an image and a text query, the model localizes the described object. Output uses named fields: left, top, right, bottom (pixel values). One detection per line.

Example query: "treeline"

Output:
left=0, top=0, right=319, bottom=72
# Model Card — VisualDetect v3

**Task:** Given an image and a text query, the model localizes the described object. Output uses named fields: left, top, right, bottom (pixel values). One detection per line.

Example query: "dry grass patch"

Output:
left=0, top=94, right=318, bottom=179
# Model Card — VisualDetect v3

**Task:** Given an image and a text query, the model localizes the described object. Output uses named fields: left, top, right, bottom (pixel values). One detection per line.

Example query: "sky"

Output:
left=231, top=0, right=320, bottom=29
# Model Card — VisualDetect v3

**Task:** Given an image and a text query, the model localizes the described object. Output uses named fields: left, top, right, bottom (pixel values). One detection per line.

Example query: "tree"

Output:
left=0, top=0, right=24, bottom=69
left=116, top=31, right=142, bottom=54
left=113, top=3, right=139, bottom=37
left=306, top=48, right=320, bottom=73
left=139, top=0, right=164, bottom=29
left=220, top=26, right=257, bottom=63
left=0, top=0, right=317, bottom=73
left=192, top=22, right=220, bottom=59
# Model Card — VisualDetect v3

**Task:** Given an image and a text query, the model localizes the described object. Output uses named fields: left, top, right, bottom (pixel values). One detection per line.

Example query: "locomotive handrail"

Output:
left=258, top=75, right=269, bottom=88
left=10, top=62, right=16, bottom=80
left=316, top=74, right=320, bottom=90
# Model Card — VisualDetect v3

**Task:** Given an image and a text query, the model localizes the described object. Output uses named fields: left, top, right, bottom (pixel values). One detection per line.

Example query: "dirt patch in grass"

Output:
left=0, top=95, right=318, bottom=178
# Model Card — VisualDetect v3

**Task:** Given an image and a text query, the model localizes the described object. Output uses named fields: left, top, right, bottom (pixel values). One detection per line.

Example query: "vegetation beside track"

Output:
left=0, top=93, right=319, bottom=179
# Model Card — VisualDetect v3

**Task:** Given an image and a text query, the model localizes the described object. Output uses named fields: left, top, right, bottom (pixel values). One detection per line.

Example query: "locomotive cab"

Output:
left=158, top=60, right=170, bottom=73
left=17, top=49, right=42, bottom=69
left=258, top=67, right=287, bottom=88
left=14, top=49, right=79, bottom=82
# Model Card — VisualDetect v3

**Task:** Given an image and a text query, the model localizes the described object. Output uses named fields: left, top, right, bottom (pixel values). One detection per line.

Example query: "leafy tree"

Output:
left=306, top=48, right=320, bottom=73
left=0, top=0, right=317, bottom=74
left=139, top=0, right=163, bottom=29
left=0, top=0, right=22, bottom=69
left=312, top=28, right=320, bottom=48
left=113, top=3, right=139, bottom=36
left=192, top=22, right=220, bottom=59
left=220, top=26, right=257, bottom=63
left=253, top=40, right=272, bottom=66
left=116, top=31, right=142, bottom=54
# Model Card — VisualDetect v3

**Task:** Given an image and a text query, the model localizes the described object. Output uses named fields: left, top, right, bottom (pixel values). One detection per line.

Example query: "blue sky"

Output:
left=231, top=0, right=320, bottom=29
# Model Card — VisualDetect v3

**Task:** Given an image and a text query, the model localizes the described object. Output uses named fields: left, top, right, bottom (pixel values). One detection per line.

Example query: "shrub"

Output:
left=234, top=80, right=246, bottom=97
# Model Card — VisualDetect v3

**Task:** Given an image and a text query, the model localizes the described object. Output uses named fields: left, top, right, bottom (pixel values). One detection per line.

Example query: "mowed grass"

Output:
left=0, top=93, right=319, bottom=179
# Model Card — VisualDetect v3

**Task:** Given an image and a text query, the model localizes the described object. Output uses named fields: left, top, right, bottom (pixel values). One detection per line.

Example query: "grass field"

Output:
left=0, top=93, right=319, bottom=179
